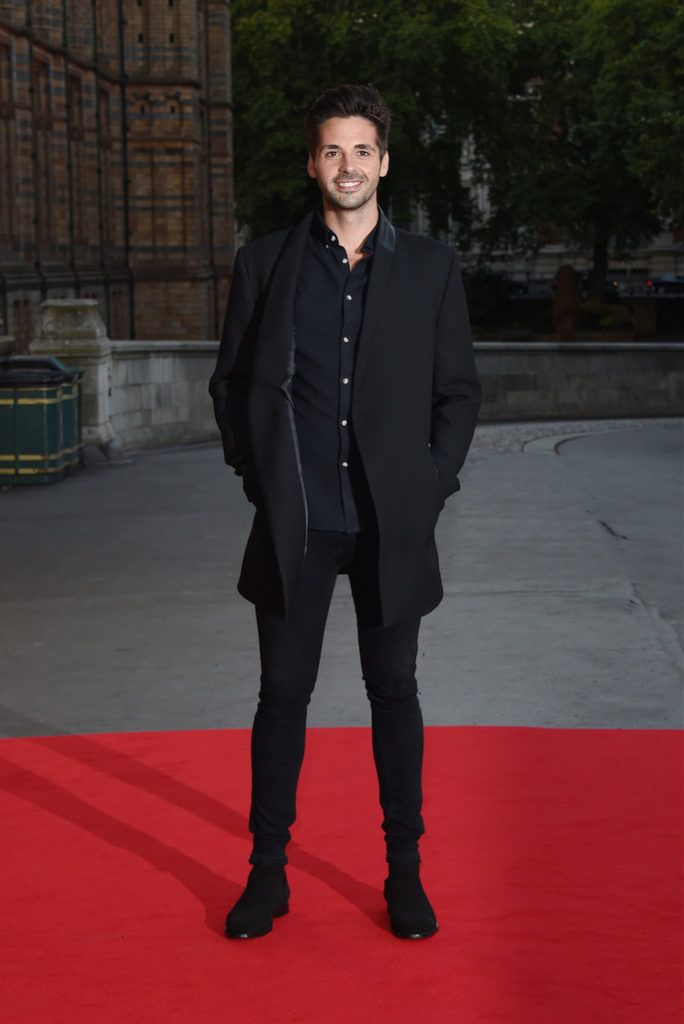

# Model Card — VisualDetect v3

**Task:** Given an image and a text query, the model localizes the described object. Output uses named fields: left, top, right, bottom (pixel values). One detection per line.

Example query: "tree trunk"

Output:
left=588, top=235, right=609, bottom=301
left=553, top=263, right=577, bottom=341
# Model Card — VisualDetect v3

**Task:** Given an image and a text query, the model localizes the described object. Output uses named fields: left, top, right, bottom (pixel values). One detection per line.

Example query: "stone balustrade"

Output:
left=18, top=299, right=683, bottom=457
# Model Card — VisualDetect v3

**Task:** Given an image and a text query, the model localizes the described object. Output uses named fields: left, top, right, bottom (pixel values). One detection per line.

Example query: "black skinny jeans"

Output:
left=249, top=529, right=425, bottom=867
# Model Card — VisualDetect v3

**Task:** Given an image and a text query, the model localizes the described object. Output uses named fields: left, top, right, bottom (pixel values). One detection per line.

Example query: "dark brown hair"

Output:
left=305, top=84, right=391, bottom=156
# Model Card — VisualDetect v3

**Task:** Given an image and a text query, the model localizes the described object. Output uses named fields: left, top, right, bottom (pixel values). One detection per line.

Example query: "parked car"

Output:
left=526, top=277, right=556, bottom=297
left=573, top=271, right=620, bottom=298
left=501, top=276, right=529, bottom=296
left=645, top=273, right=684, bottom=295
left=603, top=270, right=650, bottom=296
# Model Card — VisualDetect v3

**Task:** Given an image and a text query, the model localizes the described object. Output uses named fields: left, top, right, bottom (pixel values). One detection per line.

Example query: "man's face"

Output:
left=307, top=116, right=389, bottom=212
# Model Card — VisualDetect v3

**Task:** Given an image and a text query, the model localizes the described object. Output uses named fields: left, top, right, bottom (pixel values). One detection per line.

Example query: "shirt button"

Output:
left=341, top=461, right=348, bottom=467
left=331, top=235, right=337, bottom=242
left=342, top=258, right=348, bottom=264
left=325, top=244, right=329, bottom=249
left=342, top=336, right=350, bottom=343
left=341, top=419, right=347, bottom=426
left=346, top=294, right=352, bottom=301
left=342, top=377, right=349, bottom=384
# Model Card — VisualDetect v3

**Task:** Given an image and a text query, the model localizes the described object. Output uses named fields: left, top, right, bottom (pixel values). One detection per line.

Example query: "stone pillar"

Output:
left=30, top=298, right=125, bottom=463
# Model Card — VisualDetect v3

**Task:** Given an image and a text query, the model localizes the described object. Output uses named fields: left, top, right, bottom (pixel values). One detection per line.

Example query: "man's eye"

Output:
left=324, top=151, right=339, bottom=158
left=358, top=150, right=370, bottom=156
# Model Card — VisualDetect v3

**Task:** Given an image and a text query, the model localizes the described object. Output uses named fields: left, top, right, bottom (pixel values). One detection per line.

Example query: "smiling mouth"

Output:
left=335, top=180, right=363, bottom=190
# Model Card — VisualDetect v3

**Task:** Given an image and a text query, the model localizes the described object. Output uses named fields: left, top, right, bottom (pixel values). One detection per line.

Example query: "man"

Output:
left=209, top=84, right=481, bottom=941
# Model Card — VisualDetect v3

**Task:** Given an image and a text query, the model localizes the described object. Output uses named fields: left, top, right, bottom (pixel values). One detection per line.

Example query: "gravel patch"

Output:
left=470, top=417, right=682, bottom=453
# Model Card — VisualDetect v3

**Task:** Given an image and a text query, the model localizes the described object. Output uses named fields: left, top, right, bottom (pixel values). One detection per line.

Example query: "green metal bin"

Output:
left=0, top=367, right=79, bottom=485
left=3, top=356, right=84, bottom=473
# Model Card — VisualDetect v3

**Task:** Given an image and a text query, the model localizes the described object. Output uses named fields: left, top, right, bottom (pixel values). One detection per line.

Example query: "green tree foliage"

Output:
left=232, top=0, right=516, bottom=239
left=478, top=0, right=683, bottom=291
left=232, top=0, right=682, bottom=287
left=601, top=0, right=684, bottom=225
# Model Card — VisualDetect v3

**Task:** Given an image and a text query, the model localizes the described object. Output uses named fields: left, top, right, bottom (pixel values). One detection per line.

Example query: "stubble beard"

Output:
left=322, top=174, right=379, bottom=212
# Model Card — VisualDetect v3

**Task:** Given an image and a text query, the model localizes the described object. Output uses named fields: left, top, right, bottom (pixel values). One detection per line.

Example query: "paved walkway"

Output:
left=0, top=418, right=681, bottom=737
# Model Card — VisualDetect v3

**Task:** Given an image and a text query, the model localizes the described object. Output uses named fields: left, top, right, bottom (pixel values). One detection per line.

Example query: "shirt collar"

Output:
left=311, top=207, right=378, bottom=254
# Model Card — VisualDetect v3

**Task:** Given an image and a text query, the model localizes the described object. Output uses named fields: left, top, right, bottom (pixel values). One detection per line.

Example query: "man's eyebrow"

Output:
left=320, top=142, right=377, bottom=151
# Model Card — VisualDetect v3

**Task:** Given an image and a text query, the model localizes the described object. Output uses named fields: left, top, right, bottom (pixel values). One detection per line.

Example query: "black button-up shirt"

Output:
left=292, top=209, right=376, bottom=532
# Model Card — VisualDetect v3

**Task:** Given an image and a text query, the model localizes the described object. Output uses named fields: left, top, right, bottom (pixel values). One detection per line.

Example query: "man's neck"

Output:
left=321, top=201, right=379, bottom=256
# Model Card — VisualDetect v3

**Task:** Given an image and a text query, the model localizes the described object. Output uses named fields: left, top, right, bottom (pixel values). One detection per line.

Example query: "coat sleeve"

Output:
left=208, top=246, right=256, bottom=474
left=430, top=249, right=482, bottom=499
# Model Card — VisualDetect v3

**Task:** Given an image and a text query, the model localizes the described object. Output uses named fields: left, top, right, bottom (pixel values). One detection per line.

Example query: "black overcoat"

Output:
left=209, top=208, right=482, bottom=626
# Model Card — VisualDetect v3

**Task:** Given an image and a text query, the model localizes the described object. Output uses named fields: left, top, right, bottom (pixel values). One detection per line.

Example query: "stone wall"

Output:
left=110, top=341, right=218, bottom=449
left=476, top=341, right=684, bottom=420
left=23, top=297, right=684, bottom=453
left=109, top=339, right=684, bottom=449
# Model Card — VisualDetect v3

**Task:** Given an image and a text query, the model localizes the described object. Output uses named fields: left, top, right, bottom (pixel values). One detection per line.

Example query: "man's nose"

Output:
left=339, top=153, right=357, bottom=174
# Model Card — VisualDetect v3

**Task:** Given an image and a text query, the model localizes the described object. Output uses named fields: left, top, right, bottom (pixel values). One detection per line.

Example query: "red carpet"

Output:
left=1, top=726, right=681, bottom=1024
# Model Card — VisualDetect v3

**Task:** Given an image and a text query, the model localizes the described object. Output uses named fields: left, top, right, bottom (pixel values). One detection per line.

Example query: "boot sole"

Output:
left=390, top=919, right=439, bottom=939
left=225, top=901, right=289, bottom=940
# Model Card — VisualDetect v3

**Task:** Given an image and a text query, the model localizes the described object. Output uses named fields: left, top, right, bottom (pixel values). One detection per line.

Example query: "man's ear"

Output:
left=306, top=153, right=317, bottom=179
left=380, top=150, right=390, bottom=178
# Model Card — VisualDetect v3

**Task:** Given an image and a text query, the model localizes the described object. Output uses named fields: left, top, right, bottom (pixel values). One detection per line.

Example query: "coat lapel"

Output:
left=252, top=210, right=314, bottom=387
left=351, top=207, right=396, bottom=399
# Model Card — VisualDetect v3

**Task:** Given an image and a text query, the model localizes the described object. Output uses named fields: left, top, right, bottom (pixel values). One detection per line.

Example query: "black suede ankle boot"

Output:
left=383, top=861, right=438, bottom=939
left=225, top=865, right=290, bottom=939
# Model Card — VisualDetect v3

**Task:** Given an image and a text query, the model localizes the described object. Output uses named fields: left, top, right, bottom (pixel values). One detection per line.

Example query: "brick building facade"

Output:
left=0, top=0, right=233, bottom=350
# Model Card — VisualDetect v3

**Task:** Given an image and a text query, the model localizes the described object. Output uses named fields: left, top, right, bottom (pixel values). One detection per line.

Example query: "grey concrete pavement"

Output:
left=0, top=418, right=681, bottom=737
